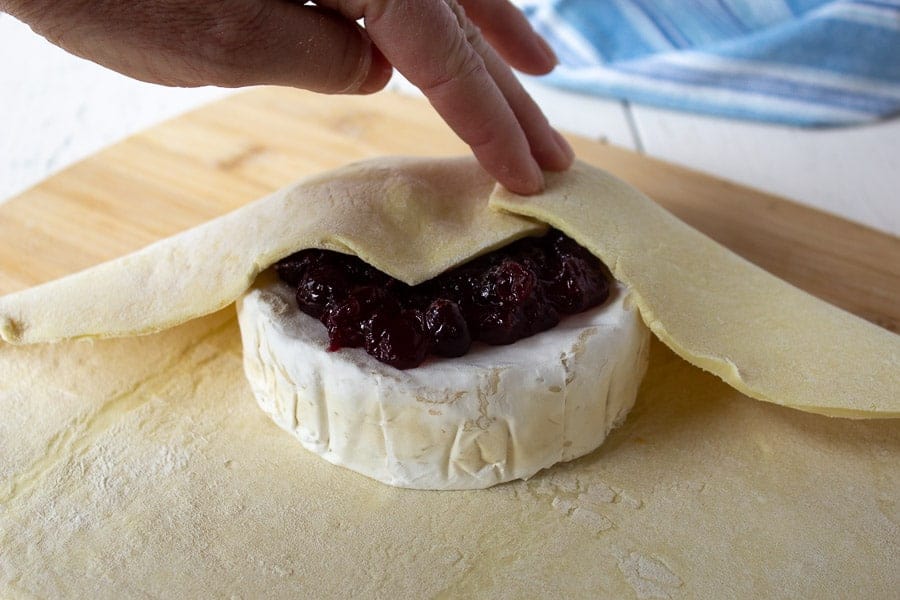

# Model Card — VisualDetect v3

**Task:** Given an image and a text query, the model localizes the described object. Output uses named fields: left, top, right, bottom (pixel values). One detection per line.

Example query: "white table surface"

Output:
left=2, top=14, right=898, bottom=237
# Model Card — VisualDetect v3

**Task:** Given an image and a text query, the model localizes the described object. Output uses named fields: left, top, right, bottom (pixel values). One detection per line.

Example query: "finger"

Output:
left=10, top=0, right=393, bottom=93
left=465, top=19, right=574, bottom=172
left=457, top=0, right=557, bottom=75
left=183, top=2, right=394, bottom=93
left=331, top=0, right=543, bottom=194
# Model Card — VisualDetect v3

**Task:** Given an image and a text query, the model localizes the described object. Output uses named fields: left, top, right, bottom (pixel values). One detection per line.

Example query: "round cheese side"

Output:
left=237, top=277, right=650, bottom=490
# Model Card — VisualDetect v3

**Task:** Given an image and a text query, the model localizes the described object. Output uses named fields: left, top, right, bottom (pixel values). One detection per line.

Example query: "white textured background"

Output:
left=0, top=15, right=231, bottom=200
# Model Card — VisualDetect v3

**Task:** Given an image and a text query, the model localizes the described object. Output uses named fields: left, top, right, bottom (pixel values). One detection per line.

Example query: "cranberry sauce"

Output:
left=274, top=230, right=610, bottom=369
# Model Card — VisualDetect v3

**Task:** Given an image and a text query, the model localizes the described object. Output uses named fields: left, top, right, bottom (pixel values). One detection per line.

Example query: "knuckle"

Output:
left=420, top=46, right=486, bottom=95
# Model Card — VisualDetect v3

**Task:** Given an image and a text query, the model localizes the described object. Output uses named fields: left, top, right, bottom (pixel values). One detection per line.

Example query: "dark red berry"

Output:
left=364, top=310, right=430, bottom=369
left=424, top=299, right=471, bottom=357
left=322, top=285, right=401, bottom=351
left=430, top=267, right=475, bottom=304
left=476, top=260, right=536, bottom=307
left=275, top=250, right=319, bottom=286
left=323, top=296, right=364, bottom=350
left=546, top=254, right=610, bottom=314
left=295, top=264, right=349, bottom=319
left=474, top=304, right=526, bottom=345
left=522, top=294, right=560, bottom=334
left=351, top=285, right=400, bottom=317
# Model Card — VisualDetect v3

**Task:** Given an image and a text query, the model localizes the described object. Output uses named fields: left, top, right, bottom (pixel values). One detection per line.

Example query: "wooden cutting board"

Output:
left=3, top=88, right=898, bottom=599
left=0, top=87, right=897, bottom=332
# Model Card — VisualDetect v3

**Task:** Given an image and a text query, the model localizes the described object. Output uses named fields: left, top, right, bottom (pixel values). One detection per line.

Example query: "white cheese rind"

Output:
left=237, top=277, right=650, bottom=490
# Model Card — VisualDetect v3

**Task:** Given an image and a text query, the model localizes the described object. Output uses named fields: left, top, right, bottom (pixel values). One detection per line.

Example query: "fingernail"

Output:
left=536, top=35, right=558, bottom=68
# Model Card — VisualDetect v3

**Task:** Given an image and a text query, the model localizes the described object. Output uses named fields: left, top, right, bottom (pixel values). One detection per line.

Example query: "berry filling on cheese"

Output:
left=274, top=230, right=612, bottom=369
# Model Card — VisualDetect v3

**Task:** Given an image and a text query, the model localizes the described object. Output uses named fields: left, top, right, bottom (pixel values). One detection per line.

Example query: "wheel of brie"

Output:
left=237, top=267, right=650, bottom=490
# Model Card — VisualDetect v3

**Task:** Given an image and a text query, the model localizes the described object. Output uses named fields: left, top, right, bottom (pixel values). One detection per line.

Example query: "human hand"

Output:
left=2, top=0, right=573, bottom=194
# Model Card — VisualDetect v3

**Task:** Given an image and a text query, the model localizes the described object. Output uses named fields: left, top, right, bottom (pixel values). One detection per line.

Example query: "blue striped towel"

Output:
left=517, top=0, right=900, bottom=125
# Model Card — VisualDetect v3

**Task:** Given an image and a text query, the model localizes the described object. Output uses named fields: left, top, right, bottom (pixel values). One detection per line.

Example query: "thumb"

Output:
left=193, top=3, right=393, bottom=94
left=6, top=0, right=393, bottom=93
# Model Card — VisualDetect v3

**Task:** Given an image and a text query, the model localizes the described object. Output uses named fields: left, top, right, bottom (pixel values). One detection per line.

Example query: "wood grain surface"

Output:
left=0, top=87, right=897, bottom=333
